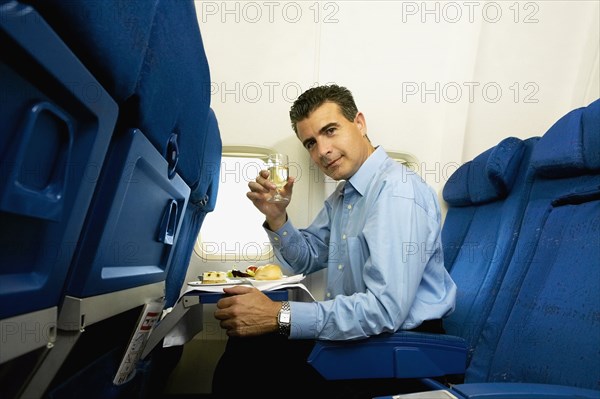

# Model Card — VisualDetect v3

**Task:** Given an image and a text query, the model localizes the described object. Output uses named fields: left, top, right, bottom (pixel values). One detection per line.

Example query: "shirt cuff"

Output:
left=263, top=219, right=296, bottom=250
left=289, top=301, right=318, bottom=339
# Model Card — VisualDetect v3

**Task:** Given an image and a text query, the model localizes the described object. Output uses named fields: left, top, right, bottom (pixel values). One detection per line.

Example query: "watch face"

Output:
left=280, top=313, right=291, bottom=324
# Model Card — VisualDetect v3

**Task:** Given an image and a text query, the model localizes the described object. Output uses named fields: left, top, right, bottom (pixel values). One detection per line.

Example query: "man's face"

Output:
left=296, top=101, right=373, bottom=181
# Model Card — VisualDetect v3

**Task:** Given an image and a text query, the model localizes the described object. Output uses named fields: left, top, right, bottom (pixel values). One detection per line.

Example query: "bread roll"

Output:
left=253, top=264, right=283, bottom=280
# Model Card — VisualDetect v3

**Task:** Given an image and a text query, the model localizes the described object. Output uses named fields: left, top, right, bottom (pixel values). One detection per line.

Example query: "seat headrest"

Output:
left=531, top=99, right=600, bottom=177
left=443, top=137, right=525, bottom=206
left=583, top=99, right=600, bottom=170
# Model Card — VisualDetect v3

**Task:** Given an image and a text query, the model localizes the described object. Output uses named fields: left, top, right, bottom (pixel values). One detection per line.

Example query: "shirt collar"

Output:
left=347, top=146, right=387, bottom=196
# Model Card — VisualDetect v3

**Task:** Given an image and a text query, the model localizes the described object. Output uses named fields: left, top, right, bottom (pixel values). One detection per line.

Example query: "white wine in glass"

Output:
left=266, top=153, right=289, bottom=203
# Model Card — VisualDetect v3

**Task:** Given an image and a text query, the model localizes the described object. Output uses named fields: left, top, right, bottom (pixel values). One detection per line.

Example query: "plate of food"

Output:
left=223, top=264, right=305, bottom=289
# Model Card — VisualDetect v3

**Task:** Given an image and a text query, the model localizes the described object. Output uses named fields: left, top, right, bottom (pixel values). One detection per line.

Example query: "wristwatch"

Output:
left=277, top=301, right=291, bottom=337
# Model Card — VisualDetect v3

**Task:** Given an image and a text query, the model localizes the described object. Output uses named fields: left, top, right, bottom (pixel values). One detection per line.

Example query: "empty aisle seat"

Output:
left=465, top=98, right=600, bottom=390
left=442, top=136, right=538, bottom=362
left=376, top=99, right=600, bottom=399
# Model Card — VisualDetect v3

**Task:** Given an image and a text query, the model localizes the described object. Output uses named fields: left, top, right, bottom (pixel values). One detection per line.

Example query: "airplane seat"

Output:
left=374, top=98, right=600, bottom=399
left=57, top=0, right=211, bottom=317
left=441, top=136, right=538, bottom=362
left=442, top=137, right=529, bottom=269
left=0, top=0, right=117, bottom=373
left=1, top=1, right=220, bottom=398
left=462, top=98, right=600, bottom=391
left=47, top=1, right=217, bottom=397
left=127, top=0, right=216, bottom=310
left=136, top=108, right=222, bottom=398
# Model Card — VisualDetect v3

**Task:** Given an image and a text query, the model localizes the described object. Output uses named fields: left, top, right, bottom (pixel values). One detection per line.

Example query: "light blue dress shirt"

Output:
left=265, top=147, right=456, bottom=340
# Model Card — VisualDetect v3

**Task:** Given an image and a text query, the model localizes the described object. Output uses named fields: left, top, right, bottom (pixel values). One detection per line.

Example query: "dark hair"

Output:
left=289, top=84, right=358, bottom=134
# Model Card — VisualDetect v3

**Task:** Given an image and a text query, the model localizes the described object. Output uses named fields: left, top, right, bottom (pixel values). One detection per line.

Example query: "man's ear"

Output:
left=355, top=112, right=367, bottom=136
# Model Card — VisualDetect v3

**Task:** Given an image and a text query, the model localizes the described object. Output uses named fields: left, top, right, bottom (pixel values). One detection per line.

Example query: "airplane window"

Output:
left=389, top=151, right=419, bottom=171
left=195, top=149, right=273, bottom=261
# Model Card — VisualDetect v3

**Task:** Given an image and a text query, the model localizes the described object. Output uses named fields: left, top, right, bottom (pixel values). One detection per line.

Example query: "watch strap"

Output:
left=277, top=301, right=291, bottom=337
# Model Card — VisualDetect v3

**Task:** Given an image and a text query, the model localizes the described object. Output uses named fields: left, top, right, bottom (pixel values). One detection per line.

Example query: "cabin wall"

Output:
left=200, top=0, right=599, bottom=194
left=165, top=1, right=599, bottom=395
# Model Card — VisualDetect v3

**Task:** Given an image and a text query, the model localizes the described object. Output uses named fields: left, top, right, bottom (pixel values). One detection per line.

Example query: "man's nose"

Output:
left=317, top=140, right=331, bottom=158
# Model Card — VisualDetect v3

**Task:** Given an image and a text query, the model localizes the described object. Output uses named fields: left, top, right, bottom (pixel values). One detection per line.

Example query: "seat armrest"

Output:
left=374, top=383, right=600, bottom=399
left=307, top=331, right=467, bottom=380
left=450, top=382, right=600, bottom=399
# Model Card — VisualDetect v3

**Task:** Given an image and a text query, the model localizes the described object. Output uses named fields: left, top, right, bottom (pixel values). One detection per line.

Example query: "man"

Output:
left=212, top=85, right=456, bottom=398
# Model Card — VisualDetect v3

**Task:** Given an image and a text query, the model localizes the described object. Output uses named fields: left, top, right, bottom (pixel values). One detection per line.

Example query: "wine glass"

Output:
left=266, top=153, right=289, bottom=203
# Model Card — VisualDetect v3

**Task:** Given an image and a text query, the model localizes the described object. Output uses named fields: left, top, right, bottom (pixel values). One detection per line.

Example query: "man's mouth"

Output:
left=326, top=157, right=341, bottom=169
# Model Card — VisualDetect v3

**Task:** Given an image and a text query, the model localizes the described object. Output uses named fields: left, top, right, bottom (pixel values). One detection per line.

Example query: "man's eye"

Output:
left=305, top=141, right=315, bottom=150
left=326, top=127, right=335, bottom=135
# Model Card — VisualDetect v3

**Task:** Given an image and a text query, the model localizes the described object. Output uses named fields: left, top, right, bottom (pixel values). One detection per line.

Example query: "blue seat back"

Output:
left=165, top=108, right=222, bottom=308
left=20, top=0, right=156, bottom=104
left=0, top=1, right=117, bottom=335
left=26, top=0, right=213, bottom=195
left=466, top=99, right=600, bottom=389
left=442, top=136, right=537, bottom=360
left=133, top=0, right=212, bottom=193
left=64, top=129, right=190, bottom=298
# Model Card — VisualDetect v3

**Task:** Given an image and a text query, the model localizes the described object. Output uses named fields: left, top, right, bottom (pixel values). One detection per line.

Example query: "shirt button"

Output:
left=338, top=264, right=343, bottom=270
left=347, top=204, right=352, bottom=210
left=342, top=234, right=346, bottom=240
left=326, top=292, right=331, bottom=298
left=282, top=231, right=288, bottom=236
left=274, top=237, right=279, bottom=241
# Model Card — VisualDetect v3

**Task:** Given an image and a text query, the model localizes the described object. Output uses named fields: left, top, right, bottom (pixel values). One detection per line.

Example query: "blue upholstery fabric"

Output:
left=134, top=0, right=212, bottom=194
left=196, top=108, right=222, bottom=211
left=443, top=137, right=525, bottom=206
left=442, top=137, right=537, bottom=363
left=465, top=99, right=600, bottom=390
left=470, top=137, right=525, bottom=204
left=442, top=137, right=527, bottom=268
left=531, top=99, right=600, bottom=177
left=443, top=161, right=473, bottom=206
left=487, top=192, right=600, bottom=389
left=24, top=0, right=213, bottom=194
left=450, top=382, right=600, bottom=399
left=0, top=2, right=118, bottom=320
left=165, top=109, right=222, bottom=308
left=23, top=0, right=157, bottom=103
left=308, top=331, right=467, bottom=380
left=582, top=99, right=600, bottom=169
